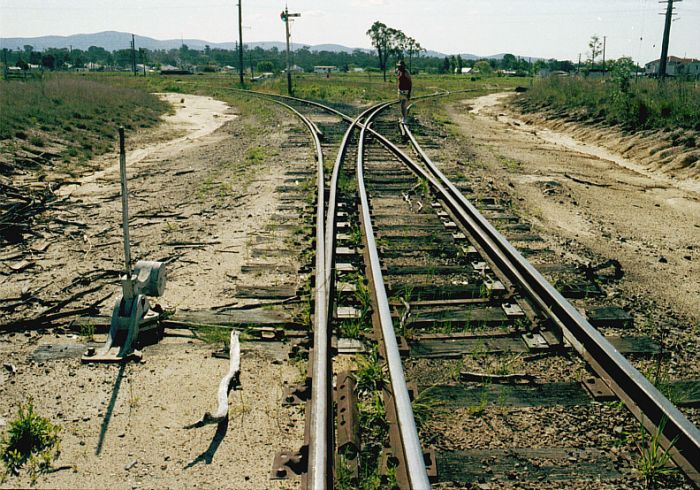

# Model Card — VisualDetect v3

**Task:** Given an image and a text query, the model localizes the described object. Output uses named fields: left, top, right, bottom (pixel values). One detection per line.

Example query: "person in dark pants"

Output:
left=396, top=60, right=412, bottom=124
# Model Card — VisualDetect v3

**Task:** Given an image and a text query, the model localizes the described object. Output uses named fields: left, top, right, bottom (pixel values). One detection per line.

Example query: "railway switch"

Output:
left=82, top=128, right=167, bottom=363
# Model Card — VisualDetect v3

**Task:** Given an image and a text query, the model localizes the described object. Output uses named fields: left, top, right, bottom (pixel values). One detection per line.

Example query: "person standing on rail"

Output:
left=397, top=60, right=412, bottom=124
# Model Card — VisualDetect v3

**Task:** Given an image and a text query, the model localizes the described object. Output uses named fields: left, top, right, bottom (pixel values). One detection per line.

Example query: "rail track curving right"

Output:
left=232, top=88, right=699, bottom=489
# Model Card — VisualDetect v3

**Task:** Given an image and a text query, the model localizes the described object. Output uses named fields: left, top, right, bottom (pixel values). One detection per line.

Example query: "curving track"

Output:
left=233, top=89, right=699, bottom=489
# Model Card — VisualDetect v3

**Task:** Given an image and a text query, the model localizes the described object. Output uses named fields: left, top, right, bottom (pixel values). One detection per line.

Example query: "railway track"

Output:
left=234, top=89, right=699, bottom=489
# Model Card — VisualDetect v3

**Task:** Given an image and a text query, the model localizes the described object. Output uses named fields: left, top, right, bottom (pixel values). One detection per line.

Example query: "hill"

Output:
left=0, top=31, right=543, bottom=61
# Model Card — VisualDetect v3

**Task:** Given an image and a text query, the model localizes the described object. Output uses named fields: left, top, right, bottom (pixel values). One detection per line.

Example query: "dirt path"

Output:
left=447, top=92, right=699, bottom=326
left=470, top=93, right=700, bottom=194
left=1, top=93, right=311, bottom=488
left=58, top=93, right=236, bottom=194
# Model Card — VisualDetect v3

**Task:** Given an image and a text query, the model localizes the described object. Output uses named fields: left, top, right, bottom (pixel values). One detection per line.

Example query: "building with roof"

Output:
left=644, top=56, right=700, bottom=77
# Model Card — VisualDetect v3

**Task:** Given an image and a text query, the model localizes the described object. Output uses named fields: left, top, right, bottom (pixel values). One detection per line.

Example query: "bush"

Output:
left=1, top=402, right=61, bottom=479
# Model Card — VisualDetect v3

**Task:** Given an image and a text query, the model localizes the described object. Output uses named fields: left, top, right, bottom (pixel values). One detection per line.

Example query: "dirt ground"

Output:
left=446, top=92, right=699, bottom=327
left=1, top=93, right=312, bottom=488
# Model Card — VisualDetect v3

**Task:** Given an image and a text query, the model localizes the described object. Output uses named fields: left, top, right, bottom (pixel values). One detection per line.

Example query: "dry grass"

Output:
left=516, top=76, right=700, bottom=131
left=0, top=74, right=169, bottom=166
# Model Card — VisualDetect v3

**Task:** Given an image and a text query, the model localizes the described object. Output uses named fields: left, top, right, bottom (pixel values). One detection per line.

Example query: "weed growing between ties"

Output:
left=335, top=454, right=355, bottom=490
left=1, top=402, right=61, bottom=484
left=635, top=417, right=678, bottom=487
left=78, top=321, right=95, bottom=341
left=343, top=344, right=392, bottom=489
left=357, top=392, right=389, bottom=489
left=411, top=387, right=445, bottom=430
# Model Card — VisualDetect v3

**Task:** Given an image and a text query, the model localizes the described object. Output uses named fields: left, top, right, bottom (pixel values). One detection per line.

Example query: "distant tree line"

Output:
left=1, top=42, right=581, bottom=77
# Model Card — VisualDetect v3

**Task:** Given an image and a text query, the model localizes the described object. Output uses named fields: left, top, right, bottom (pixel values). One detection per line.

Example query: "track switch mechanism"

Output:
left=83, top=128, right=167, bottom=363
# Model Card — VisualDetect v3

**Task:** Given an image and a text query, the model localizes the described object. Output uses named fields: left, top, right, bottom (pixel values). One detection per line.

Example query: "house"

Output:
left=586, top=68, right=608, bottom=78
left=252, top=72, right=274, bottom=82
left=313, top=65, right=338, bottom=74
left=459, top=67, right=472, bottom=75
left=645, top=56, right=700, bottom=77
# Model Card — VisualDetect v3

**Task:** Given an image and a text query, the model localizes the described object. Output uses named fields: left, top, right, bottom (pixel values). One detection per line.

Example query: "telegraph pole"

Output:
left=658, top=0, right=681, bottom=78
left=602, top=36, right=607, bottom=72
left=131, top=34, right=137, bottom=75
left=237, top=1, right=244, bottom=85
left=281, top=6, right=301, bottom=95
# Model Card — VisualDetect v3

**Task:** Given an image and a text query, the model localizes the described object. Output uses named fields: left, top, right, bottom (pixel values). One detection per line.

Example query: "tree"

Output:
left=501, top=53, right=516, bottom=70
left=473, top=60, right=492, bottom=75
left=456, top=55, right=464, bottom=73
left=257, top=60, right=273, bottom=73
left=366, top=21, right=402, bottom=81
left=588, top=34, right=602, bottom=67
left=441, top=57, right=450, bottom=74
left=402, top=36, right=424, bottom=72
left=41, top=54, right=55, bottom=70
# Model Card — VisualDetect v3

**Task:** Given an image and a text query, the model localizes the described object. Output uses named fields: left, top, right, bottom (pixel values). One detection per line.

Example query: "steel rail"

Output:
left=325, top=104, right=385, bottom=275
left=269, top=95, right=432, bottom=487
left=232, top=89, right=393, bottom=488
left=398, top=121, right=700, bottom=484
left=358, top=105, right=433, bottom=489
left=255, top=94, right=406, bottom=488
left=257, top=96, right=331, bottom=489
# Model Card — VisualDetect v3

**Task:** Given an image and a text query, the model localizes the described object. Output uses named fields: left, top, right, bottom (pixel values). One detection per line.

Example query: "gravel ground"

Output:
left=1, top=93, right=312, bottom=488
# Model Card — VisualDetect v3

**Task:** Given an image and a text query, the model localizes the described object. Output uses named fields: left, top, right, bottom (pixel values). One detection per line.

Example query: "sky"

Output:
left=1, top=0, right=699, bottom=63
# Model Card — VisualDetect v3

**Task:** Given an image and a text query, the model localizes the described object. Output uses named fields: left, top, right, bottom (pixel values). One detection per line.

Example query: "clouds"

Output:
left=350, top=0, right=390, bottom=6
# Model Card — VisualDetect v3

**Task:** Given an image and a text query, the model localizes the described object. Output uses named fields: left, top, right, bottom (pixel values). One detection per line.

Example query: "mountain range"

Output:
left=0, top=31, right=540, bottom=61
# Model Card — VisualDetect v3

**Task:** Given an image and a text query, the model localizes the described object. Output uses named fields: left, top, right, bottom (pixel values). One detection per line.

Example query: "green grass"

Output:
left=411, top=387, right=445, bottom=430
left=90, top=71, right=520, bottom=108
left=355, top=348, right=386, bottom=394
left=636, top=418, right=678, bottom=485
left=189, top=325, right=236, bottom=344
left=516, top=76, right=700, bottom=131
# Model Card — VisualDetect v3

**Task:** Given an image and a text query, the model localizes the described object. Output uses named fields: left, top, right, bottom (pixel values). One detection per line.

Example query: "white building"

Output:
left=313, top=65, right=338, bottom=74
left=645, top=56, right=700, bottom=77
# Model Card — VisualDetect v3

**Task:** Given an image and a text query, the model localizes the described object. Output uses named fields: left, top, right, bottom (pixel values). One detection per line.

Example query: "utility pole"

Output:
left=602, top=36, right=607, bottom=72
left=658, top=0, right=681, bottom=78
left=131, top=34, right=137, bottom=75
left=237, top=0, right=244, bottom=85
left=578, top=53, right=581, bottom=74
left=281, top=6, right=301, bottom=95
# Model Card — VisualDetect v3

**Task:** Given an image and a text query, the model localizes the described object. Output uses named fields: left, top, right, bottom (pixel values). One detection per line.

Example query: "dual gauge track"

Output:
left=230, top=89, right=699, bottom=489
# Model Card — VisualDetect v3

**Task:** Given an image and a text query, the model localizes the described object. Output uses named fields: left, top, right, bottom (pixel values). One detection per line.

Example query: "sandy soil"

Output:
left=1, top=93, right=312, bottom=488
left=447, top=92, right=699, bottom=327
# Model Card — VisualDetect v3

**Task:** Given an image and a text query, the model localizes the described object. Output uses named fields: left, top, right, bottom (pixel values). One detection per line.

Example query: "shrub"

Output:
left=1, top=402, right=61, bottom=479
